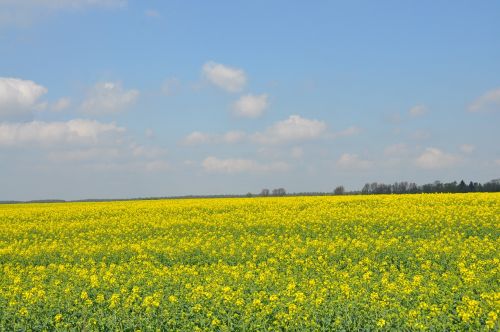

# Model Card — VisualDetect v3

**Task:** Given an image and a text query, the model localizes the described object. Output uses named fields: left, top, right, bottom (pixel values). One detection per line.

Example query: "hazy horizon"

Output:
left=1, top=1, right=499, bottom=201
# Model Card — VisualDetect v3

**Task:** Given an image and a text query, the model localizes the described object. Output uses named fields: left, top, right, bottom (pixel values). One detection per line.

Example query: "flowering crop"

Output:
left=0, top=193, right=498, bottom=330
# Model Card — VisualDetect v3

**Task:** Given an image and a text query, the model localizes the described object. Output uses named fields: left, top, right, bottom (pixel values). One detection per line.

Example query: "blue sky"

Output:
left=0, top=1, right=499, bottom=200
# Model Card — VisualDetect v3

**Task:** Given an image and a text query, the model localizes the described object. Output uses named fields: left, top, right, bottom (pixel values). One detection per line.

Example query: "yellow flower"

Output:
left=376, top=318, right=386, bottom=327
left=80, top=291, right=89, bottom=300
left=486, top=311, right=498, bottom=330
left=18, top=307, right=28, bottom=317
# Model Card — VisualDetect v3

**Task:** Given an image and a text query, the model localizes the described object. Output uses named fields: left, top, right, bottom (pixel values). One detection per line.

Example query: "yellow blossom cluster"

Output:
left=0, top=193, right=498, bottom=330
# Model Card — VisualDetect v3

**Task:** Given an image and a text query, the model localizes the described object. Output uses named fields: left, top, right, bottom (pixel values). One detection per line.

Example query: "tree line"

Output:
left=260, top=179, right=500, bottom=197
left=354, top=179, right=500, bottom=195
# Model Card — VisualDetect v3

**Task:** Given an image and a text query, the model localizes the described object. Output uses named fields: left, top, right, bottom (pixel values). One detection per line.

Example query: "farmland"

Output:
left=0, top=194, right=498, bottom=330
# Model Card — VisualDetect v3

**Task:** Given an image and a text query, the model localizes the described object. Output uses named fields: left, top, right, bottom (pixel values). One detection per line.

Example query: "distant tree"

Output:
left=408, top=183, right=418, bottom=193
left=458, top=180, right=467, bottom=193
left=361, top=183, right=370, bottom=194
left=334, top=186, right=345, bottom=195
left=272, top=188, right=286, bottom=196
left=444, top=181, right=458, bottom=193
left=483, top=179, right=500, bottom=192
left=246, top=192, right=253, bottom=197
left=260, top=189, right=270, bottom=196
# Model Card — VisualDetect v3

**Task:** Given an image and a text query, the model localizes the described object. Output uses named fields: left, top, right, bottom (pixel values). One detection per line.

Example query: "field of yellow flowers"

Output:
left=0, top=193, right=498, bottom=330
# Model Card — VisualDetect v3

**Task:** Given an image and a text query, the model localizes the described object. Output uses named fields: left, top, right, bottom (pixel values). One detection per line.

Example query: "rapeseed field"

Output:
left=0, top=194, right=498, bottom=330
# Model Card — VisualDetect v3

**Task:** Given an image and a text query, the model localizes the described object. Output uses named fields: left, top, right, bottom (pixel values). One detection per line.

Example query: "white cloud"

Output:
left=232, top=94, right=268, bottom=118
left=0, top=77, right=48, bottom=118
left=460, top=144, right=475, bottom=154
left=202, top=61, right=246, bottom=92
left=336, top=153, right=373, bottom=170
left=202, top=156, right=288, bottom=174
left=0, top=119, right=125, bottom=147
left=415, top=148, right=459, bottom=169
left=469, top=88, right=500, bottom=113
left=182, top=130, right=246, bottom=145
left=252, top=115, right=327, bottom=144
left=182, top=131, right=213, bottom=145
left=409, top=105, right=427, bottom=117
left=51, top=97, right=71, bottom=112
left=80, top=82, right=139, bottom=114
left=384, top=143, right=409, bottom=156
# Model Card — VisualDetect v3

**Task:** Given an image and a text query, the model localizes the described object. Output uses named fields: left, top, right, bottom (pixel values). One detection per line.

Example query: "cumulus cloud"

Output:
left=409, top=105, right=427, bottom=117
left=336, top=153, right=373, bottom=170
left=0, top=77, right=48, bottom=118
left=415, top=148, right=459, bottom=169
left=252, top=115, right=327, bottom=144
left=202, top=156, right=288, bottom=174
left=232, top=94, right=268, bottom=118
left=80, top=82, right=139, bottom=115
left=202, top=61, right=246, bottom=92
left=469, top=88, right=500, bottom=113
left=0, top=119, right=125, bottom=147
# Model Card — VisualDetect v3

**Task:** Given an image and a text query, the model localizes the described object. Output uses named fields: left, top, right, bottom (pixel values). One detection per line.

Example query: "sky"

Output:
left=0, top=0, right=499, bottom=200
